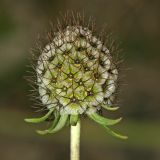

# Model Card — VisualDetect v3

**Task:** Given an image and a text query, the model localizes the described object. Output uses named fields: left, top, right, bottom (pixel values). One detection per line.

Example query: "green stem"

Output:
left=70, top=120, right=80, bottom=160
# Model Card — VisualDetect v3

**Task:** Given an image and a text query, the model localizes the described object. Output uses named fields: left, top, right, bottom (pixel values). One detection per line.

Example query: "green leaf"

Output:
left=50, top=112, right=61, bottom=129
left=87, top=112, right=122, bottom=126
left=70, top=115, right=79, bottom=126
left=101, top=104, right=119, bottom=111
left=103, top=126, right=128, bottom=140
left=36, top=112, right=60, bottom=135
left=37, top=114, right=68, bottom=135
left=24, top=109, right=54, bottom=123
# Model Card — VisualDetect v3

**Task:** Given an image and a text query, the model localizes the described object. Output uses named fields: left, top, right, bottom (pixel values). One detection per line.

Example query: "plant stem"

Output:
left=70, top=120, right=80, bottom=160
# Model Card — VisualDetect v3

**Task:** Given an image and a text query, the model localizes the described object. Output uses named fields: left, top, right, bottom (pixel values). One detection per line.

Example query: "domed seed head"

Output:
left=25, top=12, right=127, bottom=139
left=37, top=25, right=118, bottom=115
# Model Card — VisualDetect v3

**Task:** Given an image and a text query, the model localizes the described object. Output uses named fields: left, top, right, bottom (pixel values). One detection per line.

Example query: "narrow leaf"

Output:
left=87, top=112, right=122, bottom=126
left=37, top=114, right=68, bottom=134
left=103, top=126, right=128, bottom=140
left=24, top=109, right=54, bottom=123
left=70, top=115, right=79, bottom=126
left=102, top=104, right=119, bottom=111
left=36, top=112, right=60, bottom=135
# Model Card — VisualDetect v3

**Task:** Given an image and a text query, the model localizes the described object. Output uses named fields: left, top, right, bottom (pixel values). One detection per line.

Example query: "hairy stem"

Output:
left=70, top=120, right=81, bottom=160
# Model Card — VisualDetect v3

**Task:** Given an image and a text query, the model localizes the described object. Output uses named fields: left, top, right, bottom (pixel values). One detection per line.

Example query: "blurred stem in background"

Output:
left=70, top=120, right=80, bottom=160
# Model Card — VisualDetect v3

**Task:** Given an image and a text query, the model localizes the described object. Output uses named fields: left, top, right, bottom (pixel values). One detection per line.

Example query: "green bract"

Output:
left=25, top=21, right=127, bottom=139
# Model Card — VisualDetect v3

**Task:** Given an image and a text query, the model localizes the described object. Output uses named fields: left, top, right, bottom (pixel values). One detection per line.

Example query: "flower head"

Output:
left=25, top=12, right=127, bottom=139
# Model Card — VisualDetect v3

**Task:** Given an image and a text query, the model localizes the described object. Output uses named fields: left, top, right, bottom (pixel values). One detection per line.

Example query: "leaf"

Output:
left=49, top=112, right=61, bottom=129
left=103, top=126, right=128, bottom=140
left=36, top=112, right=61, bottom=135
left=37, top=114, right=68, bottom=135
left=101, top=104, right=119, bottom=111
left=70, top=115, right=79, bottom=126
left=24, top=109, right=54, bottom=123
left=87, top=112, right=122, bottom=126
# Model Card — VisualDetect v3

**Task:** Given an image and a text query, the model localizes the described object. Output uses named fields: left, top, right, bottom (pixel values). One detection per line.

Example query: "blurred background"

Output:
left=0, top=0, right=160, bottom=160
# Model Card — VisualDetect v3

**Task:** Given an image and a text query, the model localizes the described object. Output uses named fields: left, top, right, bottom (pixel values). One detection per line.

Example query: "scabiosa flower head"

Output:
left=25, top=12, right=127, bottom=139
